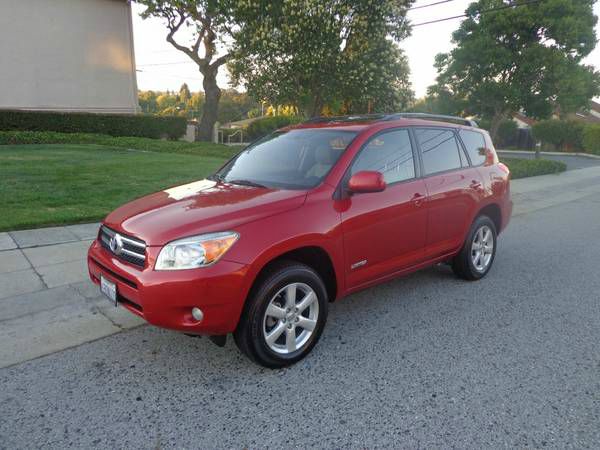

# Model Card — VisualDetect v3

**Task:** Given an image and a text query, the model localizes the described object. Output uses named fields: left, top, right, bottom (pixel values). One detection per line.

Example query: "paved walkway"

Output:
left=0, top=223, right=144, bottom=367
left=2, top=165, right=600, bottom=368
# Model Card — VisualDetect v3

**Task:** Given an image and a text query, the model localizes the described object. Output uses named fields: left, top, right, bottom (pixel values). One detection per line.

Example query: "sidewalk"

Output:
left=2, top=166, right=600, bottom=368
left=0, top=223, right=144, bottom=368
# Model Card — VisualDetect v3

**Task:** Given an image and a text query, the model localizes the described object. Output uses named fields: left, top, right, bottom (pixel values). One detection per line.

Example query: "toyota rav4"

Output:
left=88, top=113, right=512, bottom=368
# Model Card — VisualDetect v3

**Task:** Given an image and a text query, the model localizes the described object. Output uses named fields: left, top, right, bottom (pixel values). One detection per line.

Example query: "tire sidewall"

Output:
left=249, top=265, right=328, bottom=367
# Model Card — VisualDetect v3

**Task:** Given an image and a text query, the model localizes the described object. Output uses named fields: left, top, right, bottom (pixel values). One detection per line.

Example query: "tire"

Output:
left=452, top=215, right=497, bottom=281
left=234, top=261, right=328, bottom=368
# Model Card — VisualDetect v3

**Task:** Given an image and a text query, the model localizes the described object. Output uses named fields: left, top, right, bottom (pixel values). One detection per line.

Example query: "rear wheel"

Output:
left=234, top=262, right=328, bottom=368
left=452, top=215, right=497, bottom=280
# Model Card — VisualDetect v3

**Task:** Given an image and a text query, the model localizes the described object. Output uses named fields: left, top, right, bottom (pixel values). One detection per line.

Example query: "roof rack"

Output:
left=301, top=112, right=478, bottom=127
left=303, top=114, right=386, bottom=124
left=385, top=113, right=478, bottom=128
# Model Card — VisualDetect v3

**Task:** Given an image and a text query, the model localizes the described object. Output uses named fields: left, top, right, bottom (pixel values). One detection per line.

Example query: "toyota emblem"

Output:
left=109, top=233, right=124, bottom=255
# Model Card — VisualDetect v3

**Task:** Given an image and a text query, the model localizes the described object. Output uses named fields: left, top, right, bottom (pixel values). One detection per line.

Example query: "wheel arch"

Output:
left=246, top=245, right=339, bottom=305
left=476, top=203, right=502, bottom=234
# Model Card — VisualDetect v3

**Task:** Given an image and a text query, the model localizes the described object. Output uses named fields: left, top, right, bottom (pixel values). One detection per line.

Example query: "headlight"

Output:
left=155, top=231, right=239, bottom=271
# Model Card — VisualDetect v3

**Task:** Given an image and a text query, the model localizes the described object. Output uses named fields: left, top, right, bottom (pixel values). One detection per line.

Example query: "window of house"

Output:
left=415, top=128, right=462, bottom=175
left=351, top=129, right=416, bottom=184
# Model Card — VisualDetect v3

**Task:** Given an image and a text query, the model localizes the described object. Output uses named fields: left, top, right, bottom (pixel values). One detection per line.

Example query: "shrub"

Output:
left=0, top=110, right=187, bottom=140
left=531, top=120, right=585, bottom=152
left=496, top=120, right=519, bottom=147
left=245, top=115, right=303, bottom=141
left=583, top=124, right=600, bottom=155
left=0, top=131, right=239, bottom=159
left=501, top=158, right=567, bottom=179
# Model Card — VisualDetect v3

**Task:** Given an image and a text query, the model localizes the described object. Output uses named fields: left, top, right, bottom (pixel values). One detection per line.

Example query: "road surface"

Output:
left=1, top=181, right=600, bottom=448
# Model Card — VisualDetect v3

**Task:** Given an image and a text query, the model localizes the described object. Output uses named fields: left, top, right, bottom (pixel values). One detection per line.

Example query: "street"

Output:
left=2, top=180, right=600, bottom=448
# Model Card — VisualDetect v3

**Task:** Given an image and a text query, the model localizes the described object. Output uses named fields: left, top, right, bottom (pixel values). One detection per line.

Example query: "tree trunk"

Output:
left=309, top=94, right=324, bottom=118
left=197, top=68, right=221, bottom=141
left=489, top=111, right=508, bottom=144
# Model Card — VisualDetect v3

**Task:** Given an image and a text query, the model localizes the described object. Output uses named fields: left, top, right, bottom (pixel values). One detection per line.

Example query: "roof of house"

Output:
left=513, top=112, right=537, bottom=126
left=222, top=116, right=267, bottom=129
left=590, top=100, right=600, bottom=113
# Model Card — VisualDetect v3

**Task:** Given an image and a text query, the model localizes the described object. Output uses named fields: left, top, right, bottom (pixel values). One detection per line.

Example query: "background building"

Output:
left=0, top=0, right=138, bottom=114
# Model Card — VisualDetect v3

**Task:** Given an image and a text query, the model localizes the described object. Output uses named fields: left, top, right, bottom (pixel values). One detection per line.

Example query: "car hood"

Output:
left=104, top=179, right=307, bottom=246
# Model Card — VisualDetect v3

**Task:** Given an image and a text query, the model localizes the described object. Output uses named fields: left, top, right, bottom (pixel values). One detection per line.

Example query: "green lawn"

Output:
left=0, top=142, right=568, bottom=231
left=0, top=144, right=232, bottom=231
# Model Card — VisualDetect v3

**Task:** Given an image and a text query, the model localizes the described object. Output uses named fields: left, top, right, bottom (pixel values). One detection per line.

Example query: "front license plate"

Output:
left=100, top=276, right=117, bottom=306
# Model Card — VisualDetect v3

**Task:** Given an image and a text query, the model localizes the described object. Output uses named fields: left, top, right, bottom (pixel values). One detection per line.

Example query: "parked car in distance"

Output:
left=88, top=113, right=512, bottom=368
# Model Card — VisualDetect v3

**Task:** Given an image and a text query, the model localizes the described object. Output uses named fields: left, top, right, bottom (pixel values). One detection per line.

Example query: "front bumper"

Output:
left=87, top=239, right=250, bottom=335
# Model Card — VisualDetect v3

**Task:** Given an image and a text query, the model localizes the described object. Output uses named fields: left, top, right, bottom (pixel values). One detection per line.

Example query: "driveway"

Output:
left=2, top=168, right=600, bottom=448
left=498, top=150, right=600, bottom=170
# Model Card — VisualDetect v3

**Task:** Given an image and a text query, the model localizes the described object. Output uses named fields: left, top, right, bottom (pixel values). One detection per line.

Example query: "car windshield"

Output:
left=213, top=129, right=358, bottom=190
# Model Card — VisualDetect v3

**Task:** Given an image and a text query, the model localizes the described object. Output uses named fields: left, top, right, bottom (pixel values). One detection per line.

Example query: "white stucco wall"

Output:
left=0, top=0, right=138, bottom=114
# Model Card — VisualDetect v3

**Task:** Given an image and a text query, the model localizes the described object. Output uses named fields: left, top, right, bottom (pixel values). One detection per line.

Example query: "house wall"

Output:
left=0, top=0, right=138, bottom=114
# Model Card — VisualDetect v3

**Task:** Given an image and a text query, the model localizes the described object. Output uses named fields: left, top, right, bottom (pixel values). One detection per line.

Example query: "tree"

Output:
left=137, top=1, right=233, bottom=140
left=178, top=83, right=191, bottom=104
left=228, top=0, right=414, bottom=117
left=138, top=90, right=158, bottom=114
left=433, top=0, right=599, bottom=140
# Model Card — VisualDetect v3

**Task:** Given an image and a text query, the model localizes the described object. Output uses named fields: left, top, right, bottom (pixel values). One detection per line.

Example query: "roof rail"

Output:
left=385, top=113, right=478, bottom=128
left=303, top=114, right=385, bottom=124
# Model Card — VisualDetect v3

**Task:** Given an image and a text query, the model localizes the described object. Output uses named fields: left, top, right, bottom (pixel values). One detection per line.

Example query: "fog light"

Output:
left=191, top=307, right=204, bottom=322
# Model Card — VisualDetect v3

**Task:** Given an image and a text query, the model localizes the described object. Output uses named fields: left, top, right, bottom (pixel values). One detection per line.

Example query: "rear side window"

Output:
left=459, top=130, right=487, bottom=166
left=351, top=129, right=415, bottom=184
left=415, top=128, right=462, bottom=175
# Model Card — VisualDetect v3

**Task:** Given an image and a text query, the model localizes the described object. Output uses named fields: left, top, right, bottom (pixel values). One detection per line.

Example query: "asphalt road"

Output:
left=498, top=150, right=600, bottom=170
left=2, top=194, right=600, bottom=449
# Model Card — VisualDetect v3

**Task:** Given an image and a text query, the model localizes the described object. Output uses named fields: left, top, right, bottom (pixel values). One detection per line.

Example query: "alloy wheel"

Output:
left=262, top=282, right=319, bottom=355
left=471, top=225, right=494, bottom=272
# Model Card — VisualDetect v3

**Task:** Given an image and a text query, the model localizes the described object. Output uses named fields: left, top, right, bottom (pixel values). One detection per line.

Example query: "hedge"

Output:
left=501, top=158, right=567, bottom=179
left=245, top=115, right=303, bottom=141
left=531, top=119, right=585, bottom=152
left=0, top=131, right=239, bottom=159
left=583, top=125, right=600, bottom=155
left=0, top=110, right=187, bottom=139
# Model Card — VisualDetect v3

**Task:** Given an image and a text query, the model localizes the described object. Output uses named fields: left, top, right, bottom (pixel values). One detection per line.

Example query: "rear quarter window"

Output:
left=459, top=130, right=487, bottom=166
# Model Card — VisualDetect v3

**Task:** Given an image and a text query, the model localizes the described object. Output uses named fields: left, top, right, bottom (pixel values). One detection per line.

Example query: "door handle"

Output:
left=411, top=193, right=425, bottom=207
left=470, top=180, right=482, bottom=190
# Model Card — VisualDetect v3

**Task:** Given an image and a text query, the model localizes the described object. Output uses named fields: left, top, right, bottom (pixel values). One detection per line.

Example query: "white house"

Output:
left=0, top=0, right=138, bottom=114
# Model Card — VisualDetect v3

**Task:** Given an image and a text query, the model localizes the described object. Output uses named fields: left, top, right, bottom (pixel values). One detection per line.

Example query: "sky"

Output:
left=133, top=1, right=600, bottom=99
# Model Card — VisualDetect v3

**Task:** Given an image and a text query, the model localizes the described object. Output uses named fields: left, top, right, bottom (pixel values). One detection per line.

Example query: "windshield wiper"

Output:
left=207, top=173, right=224, bottom=182
left=227, top=179, right=268, bottom=188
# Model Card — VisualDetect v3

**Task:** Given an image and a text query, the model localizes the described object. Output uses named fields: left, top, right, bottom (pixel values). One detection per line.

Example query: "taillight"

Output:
left=498, top=162, right=510, bottom=175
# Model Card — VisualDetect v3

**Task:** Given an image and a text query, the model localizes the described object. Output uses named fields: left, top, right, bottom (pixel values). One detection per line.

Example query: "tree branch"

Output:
left=211, top=53, right=230, bottom=69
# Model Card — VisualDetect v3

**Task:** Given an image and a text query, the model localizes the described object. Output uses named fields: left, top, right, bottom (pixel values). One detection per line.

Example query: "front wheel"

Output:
left=452, top=215, right=497, bottom=280
left=234, top=262, right=328, bottom=368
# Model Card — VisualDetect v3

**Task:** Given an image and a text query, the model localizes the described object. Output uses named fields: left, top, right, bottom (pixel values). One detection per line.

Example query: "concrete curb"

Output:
left=497, top=149, right=600, bottom=160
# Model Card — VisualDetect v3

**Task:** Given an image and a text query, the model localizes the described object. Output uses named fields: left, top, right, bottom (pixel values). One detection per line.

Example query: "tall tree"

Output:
left=178, top=83, right=191, bottom=104
left=137, top=1, right=233, bottom=140
left=228, top=0, right=414, bottom=117
left=433, top=0, right=599, bottom=139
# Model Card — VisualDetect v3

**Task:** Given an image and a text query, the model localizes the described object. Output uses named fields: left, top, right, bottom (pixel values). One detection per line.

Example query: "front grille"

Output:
left=99, top=226, right=146, bottom=268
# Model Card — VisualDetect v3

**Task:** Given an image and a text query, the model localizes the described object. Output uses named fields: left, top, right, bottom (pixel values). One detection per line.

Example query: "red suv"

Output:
left=88, top=114, right=512, bottom=368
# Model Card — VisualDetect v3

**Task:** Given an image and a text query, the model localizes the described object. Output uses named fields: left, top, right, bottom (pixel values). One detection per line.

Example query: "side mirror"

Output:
left=347, top=171, right=386, bottom=194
